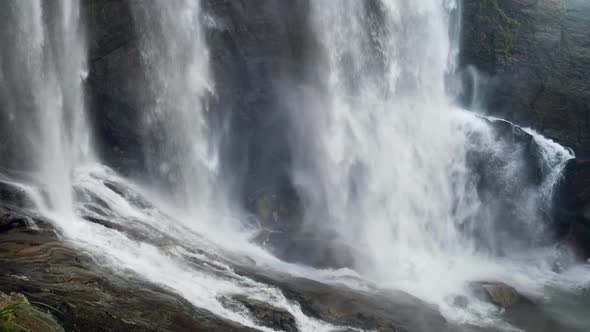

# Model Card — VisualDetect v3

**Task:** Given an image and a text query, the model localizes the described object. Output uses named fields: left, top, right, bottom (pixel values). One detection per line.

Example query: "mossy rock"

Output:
left=0, top=291, right=63, bottom=332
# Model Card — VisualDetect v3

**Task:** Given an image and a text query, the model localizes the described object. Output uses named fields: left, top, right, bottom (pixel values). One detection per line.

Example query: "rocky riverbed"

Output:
left=0, top=180, right=586, bottom=332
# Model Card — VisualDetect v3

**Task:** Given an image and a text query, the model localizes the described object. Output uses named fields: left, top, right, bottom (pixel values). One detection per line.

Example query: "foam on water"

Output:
left=24, top=165, right=347, bottom=331
left=286, top=0, right=587, bottom=326
left=0, top=0, right=589, bottom=330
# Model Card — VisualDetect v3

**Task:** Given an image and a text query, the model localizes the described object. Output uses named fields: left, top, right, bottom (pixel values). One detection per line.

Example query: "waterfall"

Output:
left=130, top=0, right=220, bottom=219
left=287, top=0, right=575, bottom=318
left=0, top=1, right=91, bottom=217
left=0, top=3, right=339, bottom=329
left=295, top=0, right=481, bottom=272
left=0, top=0, right=586, bottom=330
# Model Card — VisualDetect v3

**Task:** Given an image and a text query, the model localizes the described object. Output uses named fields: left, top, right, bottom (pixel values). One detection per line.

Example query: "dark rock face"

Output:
left=462, top=117, right=572, bottom=253
left=202, top=0, right=311, bottom=223
left=461, top=0, right=590, bottom=156
left=82, top=0, right=308, bottom=231
left=81, top=0, right=590, bottom=267
left=83, top=0, right=147, bottom=175
left=0, top=180, right=35, bottom=208
left=557, top=159, right=590, bottom=258
left=461, top=0, right=590, bottom=259
left=252, top=230, right=358, bottom=269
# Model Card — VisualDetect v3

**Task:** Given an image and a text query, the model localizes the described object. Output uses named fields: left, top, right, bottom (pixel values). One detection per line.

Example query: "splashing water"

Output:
left=0, top=1, right=359, bottom=330
left=284, top=0, right=583, bottom=324
left=130, top=0, right=222, bottom=220
left=0, top=1, right=92, bottom=217
left=0, top=0, right=588, bottom=330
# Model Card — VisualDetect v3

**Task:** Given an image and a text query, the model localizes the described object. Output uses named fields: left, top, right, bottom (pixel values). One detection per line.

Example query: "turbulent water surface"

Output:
left=0, top=0, right=589, bottom=331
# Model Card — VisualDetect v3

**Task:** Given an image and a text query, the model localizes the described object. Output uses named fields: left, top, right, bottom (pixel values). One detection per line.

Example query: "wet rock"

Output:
left=0, top=182, right=492, bottom=332
left=487, top=118, right=534, bottom=146
left=251, top=230, right=357, bottom=269
left=247, top=189, right=303, bottom=232
left=0, top=291, right=29, bottom=308
left=82, top=0, right=310, bottom=217
left=465, top=117, right=559, bottom=252
left=452, top=295, right=470, bottom=308
left=470, top=281, right=572, bottom=332
left=461, top=0, right=590, bottom=156
left=232, top=266, right=484, bottom=332
left=572, top=163, right=590, bottom=254
left=483, top=117, right=544, bottom=185
left=471, top=281, right=532, bottom=308
left=0, top=291, right=64, bottom=332
left=225, top=295, right=298, bottom=332
left=82, top=0, right=150, bottom=176
left=0, top=206, right=257, bottom=332
left=0, top=180, right=35, bottom=208
left=559, top=159, right=590, bottom=259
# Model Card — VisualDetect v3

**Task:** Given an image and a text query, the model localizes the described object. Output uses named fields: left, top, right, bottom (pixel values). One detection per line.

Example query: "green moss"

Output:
left=488, top=0, right=519, bottom=26
left=486, top=0, right=520, bottom=55
left=499, top=24, right=515, bottom=56
left=0, top=293, right=62, bottom=332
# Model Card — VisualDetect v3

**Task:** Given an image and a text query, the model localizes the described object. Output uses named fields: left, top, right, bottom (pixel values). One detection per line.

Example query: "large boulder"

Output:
left=470, top=281, right=533, bottom=308
left=464, top=117, right=574, bottom=253
left=223, top=295, right=298, bottom=332
left=470, top=281, right=574, bottom=332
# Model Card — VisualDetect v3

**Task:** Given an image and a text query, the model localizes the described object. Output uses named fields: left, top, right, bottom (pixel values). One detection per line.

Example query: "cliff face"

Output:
left=84, top=0, right=145, bottom=174
left=461, top=0, right=590, bottom=156
left=84, top=0, right=307, bottom=227
left=83, top=0, right=590, bottom=260
left=461, top=0, right=590, bottom=257
left=202, top=0, right=310, bottom=224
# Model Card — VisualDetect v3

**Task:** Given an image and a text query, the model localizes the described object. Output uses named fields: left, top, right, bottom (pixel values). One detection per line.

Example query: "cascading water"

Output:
left=0, top=1, right=362, bottom=330
left=286, top=0, right=579, bottom=323
left=296, top=0, right=480, bottom=262
left=0, top=0, right=91, bottom=217
left=0, top=0, right=588, bottom=331
left=130, top=0, right=220, bottom=219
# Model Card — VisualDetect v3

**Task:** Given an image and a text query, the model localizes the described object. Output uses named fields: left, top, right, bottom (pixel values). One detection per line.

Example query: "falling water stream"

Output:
left=293, top=0, right=586, bottom=325
left=0, top=0, right=588, bottom=331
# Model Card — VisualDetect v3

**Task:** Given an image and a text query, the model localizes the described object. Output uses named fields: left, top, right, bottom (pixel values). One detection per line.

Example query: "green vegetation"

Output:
left=488, top=0, right=519, bottom=26
left=486, top=0, right=520, bottom=55
left=0, top=293, right=62, bottom=332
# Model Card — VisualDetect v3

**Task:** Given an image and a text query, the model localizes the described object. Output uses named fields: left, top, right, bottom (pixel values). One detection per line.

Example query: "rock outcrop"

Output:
left=0, top=205, right=257, bottom=332
left=461, top=0, right=590, bottom=156
left=470, top=281, right=576, bottom=332
left=225, top=295, right=298, bottom=332
left=461, top=0, right=590, bottom=260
